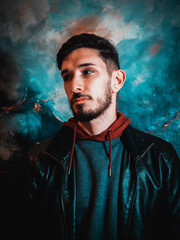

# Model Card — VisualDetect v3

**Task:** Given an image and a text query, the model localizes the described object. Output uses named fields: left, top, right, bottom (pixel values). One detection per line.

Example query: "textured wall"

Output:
left=0, top=0, right=179, bottom=159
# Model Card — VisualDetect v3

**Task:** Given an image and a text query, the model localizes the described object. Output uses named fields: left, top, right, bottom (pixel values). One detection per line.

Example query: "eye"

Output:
left=63, top=74, right=72, bottom=82
left=83, top=69, right=93, bottom=76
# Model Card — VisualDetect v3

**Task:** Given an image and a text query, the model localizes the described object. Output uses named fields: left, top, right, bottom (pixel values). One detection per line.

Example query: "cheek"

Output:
left=64, top=84, right=71, bottom=99
left=92, top=80, right=107, bottom=94
left=90, top=79, right=103, bottom=90
left=91, top=88, right=104, bottom=100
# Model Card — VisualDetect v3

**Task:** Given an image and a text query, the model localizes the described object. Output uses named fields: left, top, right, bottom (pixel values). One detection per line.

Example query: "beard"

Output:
left=70, top=80, right=112, bottom=122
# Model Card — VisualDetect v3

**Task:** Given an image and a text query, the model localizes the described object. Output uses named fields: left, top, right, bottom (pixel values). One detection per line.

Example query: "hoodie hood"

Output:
left=62, top=112, right=131, bottom=176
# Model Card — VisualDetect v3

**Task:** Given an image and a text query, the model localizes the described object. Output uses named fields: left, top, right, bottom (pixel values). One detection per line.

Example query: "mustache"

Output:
left=70, top=93, right=92, bottom=105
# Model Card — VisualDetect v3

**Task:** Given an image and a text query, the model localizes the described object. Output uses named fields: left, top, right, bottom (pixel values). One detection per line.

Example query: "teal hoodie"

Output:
left=62, top=112, right=131, bottom=239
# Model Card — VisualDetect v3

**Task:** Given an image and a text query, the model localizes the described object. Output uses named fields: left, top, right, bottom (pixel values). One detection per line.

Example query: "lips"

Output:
left=72, top=97, right=89, bottom=104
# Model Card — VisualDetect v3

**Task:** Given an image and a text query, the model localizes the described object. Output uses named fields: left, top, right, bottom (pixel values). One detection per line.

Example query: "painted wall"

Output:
left=0, top=0, right=179, bottom=159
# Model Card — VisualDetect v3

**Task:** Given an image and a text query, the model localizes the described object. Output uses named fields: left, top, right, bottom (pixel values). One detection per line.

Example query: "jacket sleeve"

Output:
left=165, top=144, right=180, bottom=239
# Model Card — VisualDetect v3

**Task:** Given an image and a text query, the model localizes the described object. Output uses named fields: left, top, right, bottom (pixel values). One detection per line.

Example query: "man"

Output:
left=2, top=33, right=180, bottom=240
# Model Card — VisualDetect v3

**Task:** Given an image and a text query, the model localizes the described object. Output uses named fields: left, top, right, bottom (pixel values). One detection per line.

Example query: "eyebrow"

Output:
left=61, top=63, right=96, bottom=76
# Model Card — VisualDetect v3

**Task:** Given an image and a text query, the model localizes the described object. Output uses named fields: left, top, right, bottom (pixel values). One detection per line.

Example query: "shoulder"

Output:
left=132, top=127, right=172, bottom=147
left=122, top=125, right=179, bottom=160
left=28, top=126, right=74, bottom=163
left=137, top=127, right=177, bottom=153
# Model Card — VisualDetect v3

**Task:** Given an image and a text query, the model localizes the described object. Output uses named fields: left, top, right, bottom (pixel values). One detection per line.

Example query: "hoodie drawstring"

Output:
left=108, top=129, right=112, bottom=177
left=68, top=124, right=77, bottom=175
left=68, top=127, right=113, bottom=177
left=63, top=112, right=131, bottom=177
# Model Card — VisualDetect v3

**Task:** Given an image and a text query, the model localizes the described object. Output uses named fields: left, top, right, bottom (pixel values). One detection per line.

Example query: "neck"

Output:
left=78, top=107, right=117, bottom=136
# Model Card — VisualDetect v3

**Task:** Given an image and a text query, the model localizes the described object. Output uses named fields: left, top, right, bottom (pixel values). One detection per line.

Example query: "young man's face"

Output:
left=61, top=48, right=114, bottom=122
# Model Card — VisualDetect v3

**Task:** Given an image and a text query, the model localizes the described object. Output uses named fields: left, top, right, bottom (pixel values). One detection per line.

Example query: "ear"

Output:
left=111, top=70, right=126, bottom=93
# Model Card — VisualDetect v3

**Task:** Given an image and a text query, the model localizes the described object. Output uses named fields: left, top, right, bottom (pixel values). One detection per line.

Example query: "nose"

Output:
left=70, top=74, right=84, bottom=93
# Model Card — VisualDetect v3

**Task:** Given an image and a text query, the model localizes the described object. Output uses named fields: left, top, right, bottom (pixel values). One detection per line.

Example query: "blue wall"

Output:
left=0, top=0, right=179, bottom=156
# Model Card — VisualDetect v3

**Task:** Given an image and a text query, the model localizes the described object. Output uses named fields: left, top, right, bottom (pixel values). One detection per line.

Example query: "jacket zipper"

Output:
left=41, top=151, right=71, bottom=240
left=125, top=143, right=154, bottom=239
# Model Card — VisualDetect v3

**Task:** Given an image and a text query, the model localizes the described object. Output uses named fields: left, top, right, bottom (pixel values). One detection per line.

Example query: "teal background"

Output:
left=0, top=0, right=179, bottom=156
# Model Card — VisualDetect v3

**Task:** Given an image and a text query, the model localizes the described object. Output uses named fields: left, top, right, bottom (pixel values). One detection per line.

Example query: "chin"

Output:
left=73, top=108, right=106, bottom=122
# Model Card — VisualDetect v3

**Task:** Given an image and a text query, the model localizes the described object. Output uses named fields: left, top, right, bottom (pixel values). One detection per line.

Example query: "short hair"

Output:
left=56, top=33, right=120, bottom=74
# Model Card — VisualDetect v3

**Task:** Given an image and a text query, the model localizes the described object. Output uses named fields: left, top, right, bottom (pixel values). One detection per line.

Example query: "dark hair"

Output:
left=56, top=33, right=120, bottom=73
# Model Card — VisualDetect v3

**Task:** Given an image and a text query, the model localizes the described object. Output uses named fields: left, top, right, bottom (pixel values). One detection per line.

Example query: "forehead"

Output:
left=61, top=48, right=106, bottom=70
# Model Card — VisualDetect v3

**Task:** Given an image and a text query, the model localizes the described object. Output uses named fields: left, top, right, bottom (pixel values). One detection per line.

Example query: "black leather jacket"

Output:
left=1, top=125, right=180, bottom=240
